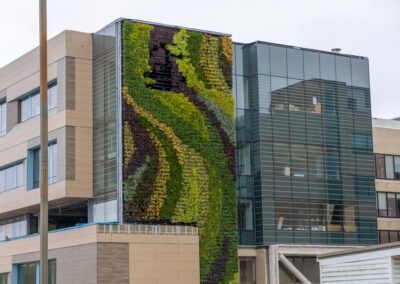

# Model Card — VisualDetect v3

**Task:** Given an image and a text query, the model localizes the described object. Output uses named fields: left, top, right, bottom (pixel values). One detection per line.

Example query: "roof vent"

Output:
left=331, top=48, right=341, bottom=53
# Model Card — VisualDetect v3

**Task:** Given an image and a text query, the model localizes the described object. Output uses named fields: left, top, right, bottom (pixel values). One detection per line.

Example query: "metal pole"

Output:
left=39, top=0, right=48, bottom=283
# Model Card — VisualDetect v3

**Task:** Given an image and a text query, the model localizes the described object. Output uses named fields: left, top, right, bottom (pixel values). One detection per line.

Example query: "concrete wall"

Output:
left=0, top=30, right=93, bottom=219
left=0, top=224, right=200, bottom=284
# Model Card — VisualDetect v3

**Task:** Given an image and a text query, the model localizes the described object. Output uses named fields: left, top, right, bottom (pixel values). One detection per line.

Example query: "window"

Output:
left=239, top=200, right=253, bottom=231
left=395, top=156, right=400, bottom=179
left=377, top=192, right=388, bottom=217
left=20, top=83, right=57, bottom=122
left=0, top=101, right=6, bottom=136
left=17, top=260, right=56, bottom=284
left=379, top=230, right=400, bottom=244
left=0, top=216, right=28, bottom=241
left=48, top=84, right=58, bottom=110
left=0, top=273, right=7, bottom=284
left=388, top=193, right=397, bottom=217
left=240, top=257, right=256, bottom=284
left=376, top=192, right=400, bottom=218
left=385, top=155, right=394, bottom=179
left=375, top=154, right=385, bottom=179
left=29, top=143, right=57, bottom=189
left=273, top=142, right=290, bottom=177
left=238, top=143, right=252, bottom=176
left=375, top=154, right=400, bottom=180
left=0, top=162, right=24, bottom=193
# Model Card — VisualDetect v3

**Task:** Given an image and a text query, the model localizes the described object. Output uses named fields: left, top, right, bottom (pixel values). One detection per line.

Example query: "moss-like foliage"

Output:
left=122, top=20, right=237, bottom=283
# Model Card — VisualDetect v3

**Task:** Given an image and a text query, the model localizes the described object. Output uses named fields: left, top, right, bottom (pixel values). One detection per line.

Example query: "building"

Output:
left=373, top=118, right=400, bottom=244
left=234, top=42, right=377, bottom=283
left=0, top=18, right=378, bottom=283
left=318, top=242, right=400, bottom=283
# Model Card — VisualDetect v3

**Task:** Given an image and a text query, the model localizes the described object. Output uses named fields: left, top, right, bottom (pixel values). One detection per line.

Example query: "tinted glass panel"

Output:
left=239, top=200, right=253, bottom=231
left=304, top=51, right=320, bottom=79
left=351, top=58, right=370, bottom=88
left=380, top=231, right=389, bottom=244
left=287, top=49, right=304, bottom=79
left=395, top=157, right=400, bottom=179
left=335, top=56, right=352, bottom=85
left=320, top=53, right=336, bottom=80
left=270, top=46, right=287, bottom=77
left=378, top=192, right=387, bottom=217
left=388, top=193, right=396, bottom=217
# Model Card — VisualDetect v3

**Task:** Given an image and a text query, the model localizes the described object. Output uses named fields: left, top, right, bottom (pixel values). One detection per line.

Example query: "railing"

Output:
left=97, top=223, right=198, bottom=236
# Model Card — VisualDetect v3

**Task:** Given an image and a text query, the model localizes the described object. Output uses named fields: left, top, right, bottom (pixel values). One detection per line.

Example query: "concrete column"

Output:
left=268, top=245, right=279, bottom=284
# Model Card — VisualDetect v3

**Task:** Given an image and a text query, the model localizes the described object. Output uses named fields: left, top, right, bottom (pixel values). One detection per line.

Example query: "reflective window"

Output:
left=0, top=101, right=6, bottom=136
left=291, top=144, right=307, bottom=178
left=270, top=46, right=287, bottom=77
left=308, top=145, right=324, bottom=178
left=20, top=84, right=57, bottom=122
left=0, top=215, right=28, bottom=241
left=256, top=44, right=270, bottom=75
left=17, top=260, right=56, bottom=284
left=377, top=192, right=388, bottom=217
left=335, top=56, right=352, bottom=85
left=344, top=205, right=357, bottom=232
left=271, top=77, right=288, bottom=110
left=240, top=257, right=256, bottom=284
left=238, top=143, right=252, bottom=176
left=273, top=142, right=290, bottom=177
left=236, top=76, right=249, bottom=109
left=239, top=200, right=253, bottom=231
left=385, top=155, right=394, bottom=179
left=379, top=230, right=400, bottom=244
left=48, top=84, right=58, bottom=110
left=375, top=154, right=385, bottom=179
left=327, top=203, right=343, bottom=232
left=0, top=162, right=23, bottom=193
left=351, top=58, right=370, bottom=88
left=276, top=199, right=292, bottom=230
left=304, top=81, right=321, bottom=114
left=287, top=79, right=305, bottom=112
left=395, top=157, right=400, bottom=179
left=320, top=53, right=336, bottom=80
left=304, top=51, right=320, bottom=79
left=0, top=273, right=7, bottom=284
left=29, top=143, right=57, bottom=189
left=287, top=49, right=304, bottom=79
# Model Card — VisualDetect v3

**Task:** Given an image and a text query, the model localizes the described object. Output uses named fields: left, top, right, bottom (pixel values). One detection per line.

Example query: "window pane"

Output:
left=308, top=145, right=324, bottom=178
left=276, top=199, right=292, bottom=230
left=344, top=205, right=357, bottom=232
left=287, top=79, right=305, bottom=112
left=238, top=143, right=251, bottom=176
left=21, top=97, right=30, bottom=122
left=287, top=49, right=304, bottom=79
left=378, top=192, right=387, bottom=217
left=388, top=193, right=397, bottom=217
left=240, top=258, right=256, bottom=284
left=33, top=149, right=40, bottom=188
left=48, top=85, right=58, bottom=110
left=380, top=231, right=389, bottom=244
left=31, top=93, right=40, bottom=117
left=327, top=203, right=343, bottom=232
left=390, top=231, right=399, bottom=243
left=375, top=154, right=385, bottom=179
left=395, top=157, right=400, bottom=180
left=0, top=273, right=7, bottom=284
left=270, top=46, right=287, bottom=77
left=291, top=144, right=307, bottom=178
left=320, top=53, right=336, bottom=80
left=309, top=201, right=326, bottom=231
left=304, top=51, right=320, bottom=80
left=0, top=170, right=5, bottom=193
left=385, top=155, right=394, bottom=179
left=351, top=58, right=370, bottom=88
left=239, top=200, right=253, bottom=231
left=271, top=77, right=288, bottom=110
left=304, top=81, right=321, bottom=114
left=273, top=142, right=290, bottom=177
left=236, top=76, right=249, bottom=109
left=49, top=143, right=58, bottom=184
left=335, top=56, right=352, bottom=85
left=0, top=102, right=6, bottom=136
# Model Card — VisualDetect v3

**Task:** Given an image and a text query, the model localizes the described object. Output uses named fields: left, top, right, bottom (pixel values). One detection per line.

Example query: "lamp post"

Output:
left=39, top=0, right=49, bottom=283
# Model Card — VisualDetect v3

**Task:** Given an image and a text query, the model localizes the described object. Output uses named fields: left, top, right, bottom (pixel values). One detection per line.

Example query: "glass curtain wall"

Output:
left=235, top=41, right=377, bottom=246
left=92, top=22, right=119, bottom=222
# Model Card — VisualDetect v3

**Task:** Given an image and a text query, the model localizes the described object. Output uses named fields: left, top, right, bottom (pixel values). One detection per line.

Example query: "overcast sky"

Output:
left=0, top=0, right=398, bottom=118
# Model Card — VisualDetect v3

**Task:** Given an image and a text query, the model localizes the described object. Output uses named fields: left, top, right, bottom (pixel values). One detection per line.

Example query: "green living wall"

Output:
left=121, top=20, right=238, bottom=283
